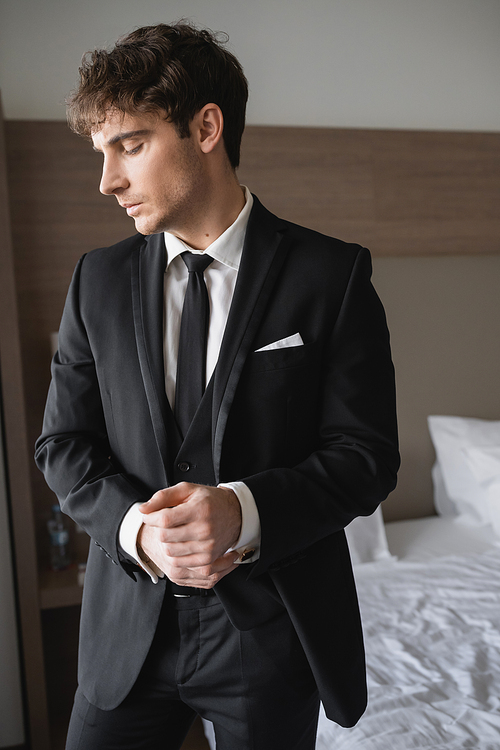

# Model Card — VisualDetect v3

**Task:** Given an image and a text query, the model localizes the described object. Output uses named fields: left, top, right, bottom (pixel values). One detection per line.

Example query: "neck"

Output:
left=174, top=173, right=246, bottom=251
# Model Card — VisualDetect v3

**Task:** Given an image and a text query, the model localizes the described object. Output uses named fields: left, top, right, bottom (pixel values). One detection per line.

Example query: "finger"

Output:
left=183, top=551, right=240, bottom=574
left=140, top=521, right=199, bottom=543
left=139, top=482, right=195, bottom=513
left=168, top=551, right=221, bottom=569
left=167, top=558, right=239, bottom=589
left=154, top=539, right=207, bottom=559
left=139, top=503, right=195, bottom=530
left=165, top=564, right=219, bottom=588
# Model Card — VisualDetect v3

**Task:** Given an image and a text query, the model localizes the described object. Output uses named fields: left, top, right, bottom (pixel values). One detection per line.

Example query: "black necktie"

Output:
left=175, top=252, right=214, bottom=437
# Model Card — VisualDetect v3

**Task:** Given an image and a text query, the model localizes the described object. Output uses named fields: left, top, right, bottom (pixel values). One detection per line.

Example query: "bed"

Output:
left=316, top=516, right=500, bottom=749
left=203, top=415, right=500, bottom=749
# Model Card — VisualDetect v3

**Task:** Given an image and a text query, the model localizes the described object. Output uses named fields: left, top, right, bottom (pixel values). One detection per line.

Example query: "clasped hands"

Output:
left=137, top=482, right=242, bottom=589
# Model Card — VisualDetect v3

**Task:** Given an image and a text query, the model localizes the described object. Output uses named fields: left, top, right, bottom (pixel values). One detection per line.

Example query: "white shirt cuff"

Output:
left=218, top=481, right=261, bottom=563
left=118, top=502, right=165, bottom=584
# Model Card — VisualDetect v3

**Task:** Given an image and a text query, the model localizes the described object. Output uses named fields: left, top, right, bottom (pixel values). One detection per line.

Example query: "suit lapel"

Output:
left=212, top=197, right=290, bottom=482
left=130, top=200, right=290, bottom=485
left=131, top=232, right=181, bottom=485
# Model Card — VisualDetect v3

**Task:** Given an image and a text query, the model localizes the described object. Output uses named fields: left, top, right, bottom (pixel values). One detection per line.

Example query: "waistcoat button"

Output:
left=178, top=462, right=190, bottom=472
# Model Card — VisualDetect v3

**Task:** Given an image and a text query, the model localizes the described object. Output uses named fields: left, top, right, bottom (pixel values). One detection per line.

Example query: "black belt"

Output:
left=169, top=581, right=216, bottom=598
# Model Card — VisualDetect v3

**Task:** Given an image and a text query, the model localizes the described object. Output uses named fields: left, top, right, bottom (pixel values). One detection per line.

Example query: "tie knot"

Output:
left=181, top=251, right=214, bottom=274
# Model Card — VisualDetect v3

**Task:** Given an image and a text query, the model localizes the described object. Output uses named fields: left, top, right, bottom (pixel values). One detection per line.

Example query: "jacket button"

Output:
left=178, top=462, right=190, bottom=472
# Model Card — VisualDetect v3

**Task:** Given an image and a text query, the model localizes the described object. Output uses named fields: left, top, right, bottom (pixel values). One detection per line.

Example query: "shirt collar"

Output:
left=164, top=186, right=253, bottom=271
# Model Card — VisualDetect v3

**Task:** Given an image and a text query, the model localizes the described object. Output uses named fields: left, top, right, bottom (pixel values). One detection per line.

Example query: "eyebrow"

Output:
left=93, top=129, right=153, bottom=152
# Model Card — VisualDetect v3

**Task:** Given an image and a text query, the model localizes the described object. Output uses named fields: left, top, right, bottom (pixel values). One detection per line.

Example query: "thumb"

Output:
left=139, top=483, right=193, bottom=514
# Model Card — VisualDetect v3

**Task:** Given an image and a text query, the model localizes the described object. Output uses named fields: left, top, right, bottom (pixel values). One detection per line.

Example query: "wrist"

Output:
left=221, top=487, right=242, bottom=549
left=136, top=524, right=165, bottom=581
left=136, top=524, right=150, bottom=563
left=218, top=481, right=261, bottom=563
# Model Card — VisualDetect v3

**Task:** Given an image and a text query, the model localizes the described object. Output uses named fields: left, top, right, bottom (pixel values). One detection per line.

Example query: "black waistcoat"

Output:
left=166, top=376, right=285, bottom=630
left=171, top=376, right=217, bottom=487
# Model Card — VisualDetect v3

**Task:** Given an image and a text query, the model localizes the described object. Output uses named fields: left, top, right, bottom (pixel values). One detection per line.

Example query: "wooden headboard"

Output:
left=4, top=120, right=500, bottom=530
left=239, top=126, right=500, bottom=256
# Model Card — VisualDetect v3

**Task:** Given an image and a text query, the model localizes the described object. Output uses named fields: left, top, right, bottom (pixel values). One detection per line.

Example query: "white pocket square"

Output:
left=255, top=333, right=304, bottom=352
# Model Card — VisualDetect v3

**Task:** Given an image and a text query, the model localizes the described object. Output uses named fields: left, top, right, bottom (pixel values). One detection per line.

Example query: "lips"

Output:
left=119, top=199, right=142, bottom=216
left=121, top=203, right=141, bottom=216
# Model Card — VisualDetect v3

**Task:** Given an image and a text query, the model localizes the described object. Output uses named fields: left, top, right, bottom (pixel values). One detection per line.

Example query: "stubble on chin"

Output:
left=133, top=142, right=206, bottom=237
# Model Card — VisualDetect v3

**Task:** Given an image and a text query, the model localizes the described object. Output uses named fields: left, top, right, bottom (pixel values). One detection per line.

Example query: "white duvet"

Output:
left=317, top=548, right=500, bottom=749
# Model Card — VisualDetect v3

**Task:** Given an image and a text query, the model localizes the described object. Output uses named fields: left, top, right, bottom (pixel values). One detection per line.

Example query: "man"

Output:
left=35, top=22, right=399, bottom=750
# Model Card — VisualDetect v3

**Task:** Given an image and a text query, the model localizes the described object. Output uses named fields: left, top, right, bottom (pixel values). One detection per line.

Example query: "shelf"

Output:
left=39, top=566, right=84, bottom=609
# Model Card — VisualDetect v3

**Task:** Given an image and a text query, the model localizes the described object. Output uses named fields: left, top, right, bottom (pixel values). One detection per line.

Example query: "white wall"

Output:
left=0, top=0, right=499, bottom=131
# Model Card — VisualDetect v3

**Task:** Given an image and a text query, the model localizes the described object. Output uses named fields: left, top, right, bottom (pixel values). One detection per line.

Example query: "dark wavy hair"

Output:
left=66, top=22, right=248, bottom=168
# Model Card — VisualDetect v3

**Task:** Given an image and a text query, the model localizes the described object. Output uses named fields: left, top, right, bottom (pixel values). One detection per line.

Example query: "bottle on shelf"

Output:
left=47, top=504, right=70, bottom=571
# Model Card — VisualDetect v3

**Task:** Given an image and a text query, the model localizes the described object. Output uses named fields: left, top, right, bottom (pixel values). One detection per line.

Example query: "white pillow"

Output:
left=428, top=415, right=500, bottom=526
left=431, top=461, right=456, bottom=517
left=465, top=446, right=500, bottom=538
left=344, top=505, right=393, bottom=565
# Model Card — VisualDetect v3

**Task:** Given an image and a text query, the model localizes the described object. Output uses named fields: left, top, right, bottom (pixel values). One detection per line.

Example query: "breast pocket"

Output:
left=221, top=342, right=321, bottom=476
left=245, top=342, right=316, bottom=374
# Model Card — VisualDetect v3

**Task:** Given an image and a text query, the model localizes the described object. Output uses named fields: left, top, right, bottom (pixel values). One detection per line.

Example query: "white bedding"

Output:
left=203, top=517, right=500, bottom=749
left=384, top=515, right=499, bottom=562
left=317, top=518, right=500, bottom=749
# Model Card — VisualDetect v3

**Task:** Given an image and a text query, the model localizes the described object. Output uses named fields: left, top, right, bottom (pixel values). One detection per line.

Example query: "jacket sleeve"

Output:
left=244, top=247, right=400, bottom=575
left=35, top=256, right=147, bottom=571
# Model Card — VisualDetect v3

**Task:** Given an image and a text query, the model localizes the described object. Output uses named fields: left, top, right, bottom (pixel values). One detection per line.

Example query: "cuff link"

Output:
left=237, top=548, right=256, bottom=563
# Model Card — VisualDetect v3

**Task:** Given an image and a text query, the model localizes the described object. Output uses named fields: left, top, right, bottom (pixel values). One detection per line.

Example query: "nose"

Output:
left=99, top=156, right=129, bottom=195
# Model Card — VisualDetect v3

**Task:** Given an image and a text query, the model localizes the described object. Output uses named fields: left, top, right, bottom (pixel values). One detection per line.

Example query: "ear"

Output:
left=192, top=104, right=224, bottom=155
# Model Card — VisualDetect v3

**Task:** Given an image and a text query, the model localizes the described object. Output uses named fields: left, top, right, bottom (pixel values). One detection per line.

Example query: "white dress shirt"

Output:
left=119, top=187, right=261, bottom=582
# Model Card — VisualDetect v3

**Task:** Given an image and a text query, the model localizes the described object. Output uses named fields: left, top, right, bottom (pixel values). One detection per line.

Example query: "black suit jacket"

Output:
left=35, top=196, right=399, bottom=727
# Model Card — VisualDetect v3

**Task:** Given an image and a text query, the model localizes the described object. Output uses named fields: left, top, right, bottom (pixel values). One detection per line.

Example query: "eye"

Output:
left=124, top=144, right=142, bottom=155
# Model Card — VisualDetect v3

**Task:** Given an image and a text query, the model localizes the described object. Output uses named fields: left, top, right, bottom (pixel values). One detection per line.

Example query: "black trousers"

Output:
left=66, top=591, right=320, bottom=750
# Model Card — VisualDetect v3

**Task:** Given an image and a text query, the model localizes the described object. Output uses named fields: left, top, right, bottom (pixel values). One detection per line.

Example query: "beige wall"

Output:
left=373, top=254, right=500, bottom=520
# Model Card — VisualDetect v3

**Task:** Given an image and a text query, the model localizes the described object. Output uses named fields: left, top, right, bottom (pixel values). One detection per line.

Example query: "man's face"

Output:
left=91, top=110, right=205, bottom=237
